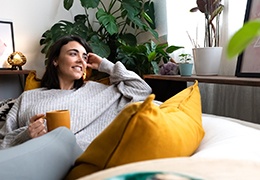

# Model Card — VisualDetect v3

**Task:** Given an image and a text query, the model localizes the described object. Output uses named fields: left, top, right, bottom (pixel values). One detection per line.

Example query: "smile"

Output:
left=72, top=66, right=82, bottom=71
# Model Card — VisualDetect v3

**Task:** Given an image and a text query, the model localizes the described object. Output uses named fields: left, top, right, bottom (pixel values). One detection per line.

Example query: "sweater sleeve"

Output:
left=98, top=58, right=152, bottom=102
left=0, top=97, right=31, bottom=149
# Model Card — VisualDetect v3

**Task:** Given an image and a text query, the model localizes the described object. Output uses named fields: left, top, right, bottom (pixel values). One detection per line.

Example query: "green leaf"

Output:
left=89, top=35, right=111, bottom=58
left=144, top=1, right=156, bottom=29
left=156, top=43, right=168, bottom=50
left=63, top=0, right=74, bottom=10
left=119, top=33, right=137, bottom=46
left=166, top=45, right=184, bottom=53
left=74, top=14, right=87, bottom=24
left=151, top=61, right=159, bottom=74
left=121, top=0, right=146, bottom=29
left=148, top=28, right=159, bottom=39
left=121, top=0, right=141, bottom=17
left=80, top=0, right=99, bottom=9
left=96, top=9, right=118, bottom=35
left=148, top=51, right=156, bottom=61
left=227, top=20, right=260, bottom=59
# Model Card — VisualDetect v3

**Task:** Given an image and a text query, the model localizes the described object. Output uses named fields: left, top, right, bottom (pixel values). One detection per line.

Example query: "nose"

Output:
left=77, top=54, right=87, bottom=64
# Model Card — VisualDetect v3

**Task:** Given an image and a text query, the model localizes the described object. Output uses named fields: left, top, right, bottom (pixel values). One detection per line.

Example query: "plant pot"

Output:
left=192, top=47, right=222, bottom=76
left=179, top=63, right=193, bottom=76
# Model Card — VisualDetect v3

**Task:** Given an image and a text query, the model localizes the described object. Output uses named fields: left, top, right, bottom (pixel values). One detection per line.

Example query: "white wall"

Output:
left=0, top=0, right=166, bottom=78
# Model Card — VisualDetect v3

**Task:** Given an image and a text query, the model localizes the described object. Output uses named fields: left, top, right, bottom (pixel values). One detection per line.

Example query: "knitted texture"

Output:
left=0, top=59, right=152, bottom=150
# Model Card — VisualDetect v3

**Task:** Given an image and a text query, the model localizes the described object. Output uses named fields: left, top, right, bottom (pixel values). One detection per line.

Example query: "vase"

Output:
left=179, top=63, right=193, bottom=76
left=192, top=47, right=222, bottom=76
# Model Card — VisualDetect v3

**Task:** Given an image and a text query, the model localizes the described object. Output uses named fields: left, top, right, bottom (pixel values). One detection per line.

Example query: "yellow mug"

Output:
left=45, top=110, right=70, bottom=132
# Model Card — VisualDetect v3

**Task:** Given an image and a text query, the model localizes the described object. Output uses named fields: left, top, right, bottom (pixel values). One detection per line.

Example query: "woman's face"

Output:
left=55, top=41, right=88, bottom=88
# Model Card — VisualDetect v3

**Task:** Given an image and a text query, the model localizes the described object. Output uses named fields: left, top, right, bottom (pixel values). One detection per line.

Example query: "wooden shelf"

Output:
left=143, top=74, right=260, bottom=87
left=0, top=69, right=31, bottom=75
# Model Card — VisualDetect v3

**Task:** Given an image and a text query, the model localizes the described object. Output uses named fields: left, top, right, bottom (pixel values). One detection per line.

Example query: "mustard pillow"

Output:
left=24, top=69, right=106, bottom=91
left=24, top=71, right=41, bottom=91
left=65, top=80, right=205, bottom=180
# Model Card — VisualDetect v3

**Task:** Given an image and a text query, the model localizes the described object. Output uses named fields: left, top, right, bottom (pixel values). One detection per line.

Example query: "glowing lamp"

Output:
left=7, top=51, right=27, bottom=70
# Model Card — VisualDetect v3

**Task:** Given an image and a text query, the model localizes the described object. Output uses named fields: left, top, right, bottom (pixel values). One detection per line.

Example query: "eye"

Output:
left=69, top=52, right=77, bottom=56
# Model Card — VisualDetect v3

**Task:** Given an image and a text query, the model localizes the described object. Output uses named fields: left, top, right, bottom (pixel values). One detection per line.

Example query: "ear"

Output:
left=53, top=59, right=58, bottom=67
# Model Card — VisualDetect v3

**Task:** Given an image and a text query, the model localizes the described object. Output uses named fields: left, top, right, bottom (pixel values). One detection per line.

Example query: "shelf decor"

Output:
left=7, top=52, right=27, bottom=70
left=190, top=0, right=224, bottom=76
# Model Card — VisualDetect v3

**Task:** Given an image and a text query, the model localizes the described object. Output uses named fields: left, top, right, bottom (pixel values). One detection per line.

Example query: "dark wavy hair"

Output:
left=41, top=35, right=92, bottom=89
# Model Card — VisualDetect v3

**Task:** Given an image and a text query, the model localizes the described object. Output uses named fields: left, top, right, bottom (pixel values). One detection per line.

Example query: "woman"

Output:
left=0, top=35, right=152, bottom=150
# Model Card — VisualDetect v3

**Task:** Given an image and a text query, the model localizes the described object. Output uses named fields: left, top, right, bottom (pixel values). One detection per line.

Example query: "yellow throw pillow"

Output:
left=24, top=69, right=107, bottom=91
left=65, top=80, right=205, bottom=180
left=24, top=71, right=41, bottom=91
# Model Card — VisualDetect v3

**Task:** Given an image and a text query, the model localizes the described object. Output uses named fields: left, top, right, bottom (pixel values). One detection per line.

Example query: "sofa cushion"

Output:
left=65, top=80, right=204, bottom=179
left=24, top=70, right=109, bottom=91
left=24, top=71, right=41, bottom=91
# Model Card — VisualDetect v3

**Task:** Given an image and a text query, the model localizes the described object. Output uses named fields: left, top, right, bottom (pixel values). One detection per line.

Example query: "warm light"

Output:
left=7, top=51, right=27, bottom=70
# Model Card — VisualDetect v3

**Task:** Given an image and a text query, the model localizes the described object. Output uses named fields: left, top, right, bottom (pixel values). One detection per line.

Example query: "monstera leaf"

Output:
left=96, top=9, right=118, bottom=35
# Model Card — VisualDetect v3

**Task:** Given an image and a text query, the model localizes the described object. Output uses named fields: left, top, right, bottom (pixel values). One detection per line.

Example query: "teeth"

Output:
left=73, top=67, right=82, bottom=71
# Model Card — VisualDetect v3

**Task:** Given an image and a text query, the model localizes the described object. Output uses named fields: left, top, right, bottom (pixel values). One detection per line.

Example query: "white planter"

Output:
left=192, top=47, right=222, bottom=76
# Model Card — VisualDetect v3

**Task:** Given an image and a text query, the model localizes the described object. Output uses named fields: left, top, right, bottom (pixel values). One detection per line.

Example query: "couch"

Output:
left=1, top=80, right=260, bottom=179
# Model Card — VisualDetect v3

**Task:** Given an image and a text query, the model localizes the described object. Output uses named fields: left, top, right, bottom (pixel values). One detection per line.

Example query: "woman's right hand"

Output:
left=86, top=53, right=103, bottom=70
left=28, top=114, right=47, bottom=138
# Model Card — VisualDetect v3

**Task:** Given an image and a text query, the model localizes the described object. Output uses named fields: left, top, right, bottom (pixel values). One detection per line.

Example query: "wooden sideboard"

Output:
left=143, top=74, right=260, bottom=101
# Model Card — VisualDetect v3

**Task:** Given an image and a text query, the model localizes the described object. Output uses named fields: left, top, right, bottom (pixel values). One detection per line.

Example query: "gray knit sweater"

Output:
left=0, top=59, right=152, bottom=150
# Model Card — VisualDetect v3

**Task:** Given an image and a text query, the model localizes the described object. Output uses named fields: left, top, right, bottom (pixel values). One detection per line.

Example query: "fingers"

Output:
left=87, top=53, right=102, bottom=69
left=37, top=127, right=47, bottom=137
left=29, top=114, right=45, bottom=123
left=28, top=114, right=47, bottom=138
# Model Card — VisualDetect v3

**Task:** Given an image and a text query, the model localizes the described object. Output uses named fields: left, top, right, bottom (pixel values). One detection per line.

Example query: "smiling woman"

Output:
left=0, top=35, right=152, bottom=150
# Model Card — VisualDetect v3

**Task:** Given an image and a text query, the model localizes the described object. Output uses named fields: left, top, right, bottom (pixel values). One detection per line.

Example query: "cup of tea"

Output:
left=45, top=110, right=70, bottom=132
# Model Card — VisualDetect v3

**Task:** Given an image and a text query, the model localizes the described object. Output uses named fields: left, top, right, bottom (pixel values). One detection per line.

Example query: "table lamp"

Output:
left=7, top=51, right=27, bottom=70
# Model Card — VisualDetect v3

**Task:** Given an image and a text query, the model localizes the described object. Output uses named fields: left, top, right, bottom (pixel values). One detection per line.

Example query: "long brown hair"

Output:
left=41, top=35, right=92, bottom=89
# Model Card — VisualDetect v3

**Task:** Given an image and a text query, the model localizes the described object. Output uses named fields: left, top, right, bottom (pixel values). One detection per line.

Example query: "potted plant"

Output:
left=178, top=53, right=193, bottom=76
left=190, top=0, right=224, bottom=75
left=40, top=0, right=161, bottom=79
left=117, top=40, right=183, bottom=76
